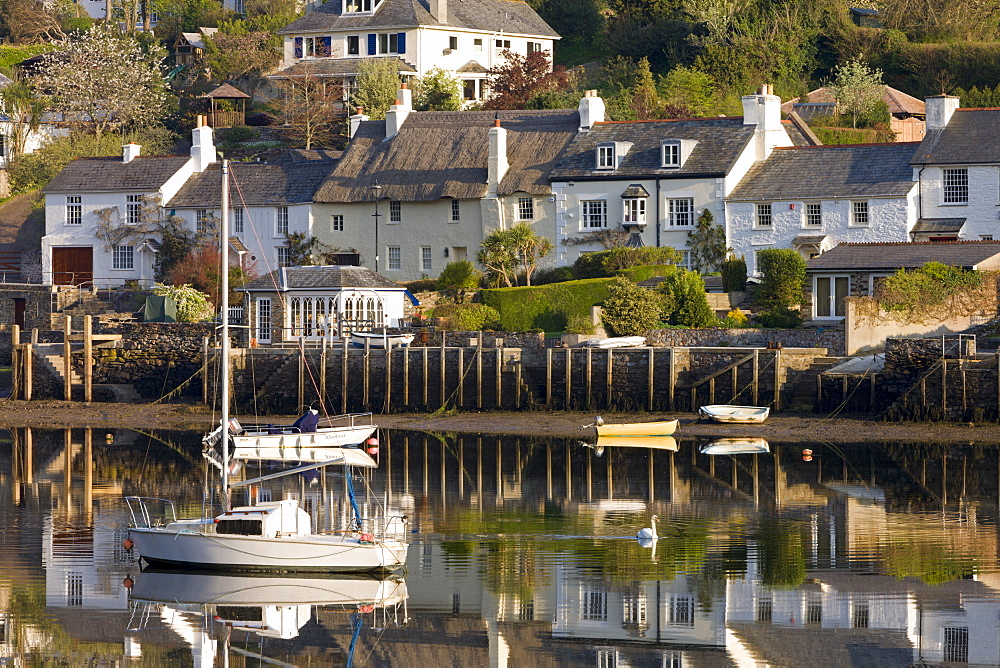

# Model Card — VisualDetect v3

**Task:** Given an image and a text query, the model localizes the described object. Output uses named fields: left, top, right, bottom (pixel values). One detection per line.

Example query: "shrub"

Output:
left=600, top=276, right=664, bottom=336
left=573, top=247, right=681, bottom=278
left=565, top=313, right=596, bottom=335
left=755, top=307, right=803, bottom=329
left=616, top=264, right=677, bottom=283
left=430, top=303, right=500, bottom=331
left=756, top=248, right=806, bottom=310
left=151, top=283, right=213, bottom=322
left=532, top=265, right=576, bottom=285
left=402, top=278, right=437, bottom=293
left=480, top=278, right=617, bottom=331
left=721, top=309, right=749, bottom=328
left=435, top=260, right=482, bottom=303
left=659, top=270, right=716, bottom=327
left=721, top=256, right=747, bottom=292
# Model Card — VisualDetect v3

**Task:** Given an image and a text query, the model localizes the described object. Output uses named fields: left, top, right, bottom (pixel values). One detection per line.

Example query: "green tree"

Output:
left=686, top=209, right=729, bottom=273
left=831, top=56, right=884, bottom=128
left=351, top=57, right=400, bottom=121
left=0, top=78, right=44, bottom=160
left=660, top=270, right=716, bottom=327
left=659, top=65, right=718, bottom=117
left=756, top=248, right=806, bottom=311
left=600, top=276, right=664, bottom=336
left=204, top=31, right=281, bottom=99
left=508, top=222, right=554, bottom=286
left=414, top=67, right=462, bottom=111
left=436, top=260, right=481, bottom=303
left=630, top=57, right=660, bottom=119
left=477, top=223, right=553, bottom=287
left=720, top=255, right=747, bottom=292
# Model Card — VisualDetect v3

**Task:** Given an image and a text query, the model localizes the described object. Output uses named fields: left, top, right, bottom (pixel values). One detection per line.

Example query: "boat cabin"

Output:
left=215, top=499, right=311, bottom=538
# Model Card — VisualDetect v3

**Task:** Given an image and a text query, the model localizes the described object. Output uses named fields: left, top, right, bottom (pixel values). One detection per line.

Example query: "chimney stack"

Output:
left=742, top=84, right=788, bottom=158
left=429, top=0, right=447, bottom=23
left=349, top=106, right=370, bottom=139
left=488, top=118, right=508, bottom=194
left=578, top=90, right=605, bottom=130
left=122, top=143, right=141, bottom=163
left=190, top=118, right=216, bottom=172
left=385, top=83, right=413, bottom=140
left=925, top=95, right=959, bottom=130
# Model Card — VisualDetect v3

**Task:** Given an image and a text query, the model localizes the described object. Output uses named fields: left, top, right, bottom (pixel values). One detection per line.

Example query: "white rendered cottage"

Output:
left=240, top=265, right=416, bottom=345
left=725, top=142, right=919, bottom=275
left=39, top=123, right=217, bottom=286
left=272, top=0, right=559, bottom=103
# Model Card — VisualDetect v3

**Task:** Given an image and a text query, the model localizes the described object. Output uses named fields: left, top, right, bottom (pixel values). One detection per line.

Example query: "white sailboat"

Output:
left=203, top=412, right=377, bottom=452
left=125, top=160, right=408, bottom=573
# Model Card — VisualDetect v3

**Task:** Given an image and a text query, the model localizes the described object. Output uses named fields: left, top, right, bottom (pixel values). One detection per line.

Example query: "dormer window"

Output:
left=344, top=0, right=373, bottom=12
left=662, top=141, right=680, bottom=167
left=597, top=143, right=615, bottom=170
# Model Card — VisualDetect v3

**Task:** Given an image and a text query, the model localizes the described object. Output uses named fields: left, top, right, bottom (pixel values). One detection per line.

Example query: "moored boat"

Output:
left=584, top=336, right=646, bottom=348
left=700, top=437, right=770, bottom=455
left=698, top=405, right=770, bottom=424
left=594, top=417, right=679, bottom=437
left=350, top=331, right=415, bottom=348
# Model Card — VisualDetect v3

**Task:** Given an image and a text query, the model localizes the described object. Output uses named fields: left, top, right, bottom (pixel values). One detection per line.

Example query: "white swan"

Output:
left=637, top=515, right=658, bottom=540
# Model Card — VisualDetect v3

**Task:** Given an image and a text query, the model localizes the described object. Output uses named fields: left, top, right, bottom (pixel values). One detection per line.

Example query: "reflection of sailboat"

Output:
left=125, top=160, right=408, bottom=573
left=127, top=570, right=407, bottom=664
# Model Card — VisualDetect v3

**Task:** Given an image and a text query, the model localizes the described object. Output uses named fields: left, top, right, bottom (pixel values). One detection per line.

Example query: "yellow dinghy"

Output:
left=593, top=417, right=679, bottom=437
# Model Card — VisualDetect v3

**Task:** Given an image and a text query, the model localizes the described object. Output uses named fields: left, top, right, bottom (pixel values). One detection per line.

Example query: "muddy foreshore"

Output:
left=2, top=399, right=1000, bottom=444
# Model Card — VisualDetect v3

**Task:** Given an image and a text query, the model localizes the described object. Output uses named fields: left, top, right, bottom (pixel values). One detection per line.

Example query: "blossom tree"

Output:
left=483, top=50, right=568, bottom=110
left=34, top=27, right=168, bottom=138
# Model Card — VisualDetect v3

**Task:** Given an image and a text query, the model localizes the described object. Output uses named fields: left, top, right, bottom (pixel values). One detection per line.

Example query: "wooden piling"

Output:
left=566, top=348, right=572, bottom=410
left=546, top=348, right=552, bottom=407
left=605, top=349, right=612, bottom=410
left=385, top=346, right=393, bottom=412
left=752, top=349, right=759, bottom=406
left=202, top=336, right=210, bottom=404
left=403, top=348, right=410, bottom=409
left=341, top=337, right=349, bottom=414
left=476, top=333, right=482, bottom=409
left=668, top=348, right=676, bottom=410
left=515, top=358, right=522, bottom=409
left=297, top=348, right=305, bottom=411
left=869, top=373, right=876, bottom=410
left=63, top=315, right=72, bottom=400
left=83, top=316, right=92, bottom=403
left=647, top=348, right=655, bottom=411
left=11, top=325, right=19, bottom=400
left=363, top=338, right=371, bottom=410
left=320, top=345, right=327, bottom=409
left=773, top=349, right=781, bottom=410
left=942, top=360, right=947, bottom=414
left=422, top=347, right=429, bottom=407
left=23, top=343, right=32, bottom=401
left=495, top=349, right=502, bottom=409
left=457, top=347, right=464, bottom=407
left=440, top=339, right=446, bottom=407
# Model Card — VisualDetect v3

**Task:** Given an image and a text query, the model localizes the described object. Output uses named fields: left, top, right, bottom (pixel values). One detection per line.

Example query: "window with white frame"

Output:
left=276, top=206, right=289, bottom=235
left=597, top=144, right=615, bottom=169
left=850, top=201, right=868, bottom=226
left=805, top=202, right=822, bottom=226
left=66, top=196, right=82, bottom=225
left=668, top=595, right=695, bottom=626
left=596, top=648, right=617, bottom=668
left=451, top=199, right=460, bottom=222
left=387, top=245, right=401, bottom=270
left=679, top=250, right=692, bottom=270
left=343, top=0, right=371, bottom=11
left=474, top=38, right=483, bottom=51
left=277, top=246, right=292, bottom=267
left=581, top=589, right=608, bottom=622
left=662, top=141, right=680, bottom=167
left=943, top=168, right=969, bottom=203
left=196, top=209, right=213, bottom=233
left=667, top=198, right=693, bottom=226
left=256, top=298, right=271, bottom=343
left=582, top=200, right=607, bottom=228
left=126, top=194, right=142, bottom=225
left=815, top=275, right=849, bottom=318
left=982, top=235, right=994, bottom=241
left=518, top=197, right=534, bottom=220
left=622, top=594, right=646, bottom=626
left=623, top=198, right=646, bottom=224
left=232, top=207, right=244, bottom=234
left=755, top=203, right=772, bottom=227
left=112, top=245, right=134, bottom=270
left=378, top=33, right=400, bottom=54
left=347, top=35, right=360, bottom=55
left=449, top=35, right=458, bottom=50
left=420, top=246, right=432, bottom=272
left=495, top=39, right=511, bottom=50
left=389, top=200, right=401, bottom=223
left=527, top=41, right=542, bottom=54
left=331, top=214, right=344, bottom=232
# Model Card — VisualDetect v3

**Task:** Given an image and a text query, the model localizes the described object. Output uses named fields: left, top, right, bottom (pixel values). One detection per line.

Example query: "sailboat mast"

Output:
left=221, top=159, right=230, bottom=511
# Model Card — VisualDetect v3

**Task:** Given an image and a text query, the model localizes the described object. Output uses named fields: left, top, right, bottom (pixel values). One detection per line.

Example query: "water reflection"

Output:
left=1, top=426, right=999, bottom=665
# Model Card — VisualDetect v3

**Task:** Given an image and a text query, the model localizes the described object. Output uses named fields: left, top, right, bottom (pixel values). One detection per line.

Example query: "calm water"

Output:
left=0, top=426, right=999, bottom=666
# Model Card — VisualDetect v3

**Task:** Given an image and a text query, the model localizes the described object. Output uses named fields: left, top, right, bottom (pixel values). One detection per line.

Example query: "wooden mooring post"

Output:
left=202, top=336, right=210, bottom=404
left=63, top=316, right=72, bottom=400
left=83, top=316, right=93, bottom=403
left=11, top=324, right=19, bottom=400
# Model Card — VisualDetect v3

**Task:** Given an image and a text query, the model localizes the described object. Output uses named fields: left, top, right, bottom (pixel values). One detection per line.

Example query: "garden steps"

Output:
left=782, top=356, right=852, bottom=412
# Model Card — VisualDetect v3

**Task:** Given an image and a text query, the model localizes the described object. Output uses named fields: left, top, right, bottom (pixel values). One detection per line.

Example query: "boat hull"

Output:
left=232, top=425, right=376, bottom=450
left=129, top=528, right=408, bottom=573
left=700, top=438, right=771, bottom=455
left=596, top=419, right=679, bottom=437
left=350, top=333, right=415, bottom=349
left=698, top=405, right=770, bottom=424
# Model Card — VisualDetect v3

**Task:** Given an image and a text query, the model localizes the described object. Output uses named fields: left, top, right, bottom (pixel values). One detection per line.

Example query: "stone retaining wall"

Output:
left=645, top=328, right=845, bottom=355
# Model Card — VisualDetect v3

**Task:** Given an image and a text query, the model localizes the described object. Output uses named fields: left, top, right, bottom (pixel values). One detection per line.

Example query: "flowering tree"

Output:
left=483, top=50, right=567, bottom=110
left=830, top=57, right=884, bottom=129
left=34, top=27, right=168, bottom=138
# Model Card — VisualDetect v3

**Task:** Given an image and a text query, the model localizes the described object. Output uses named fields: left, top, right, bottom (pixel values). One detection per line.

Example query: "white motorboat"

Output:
left=700, top=438, right=771, bottom=455
left=125, top=161, right=408, bottom=574
left=350, top=331, right=415, bottom=349
left=698, top=405, right=770, bottom=424
left=203, top=412, right=377, bottom=452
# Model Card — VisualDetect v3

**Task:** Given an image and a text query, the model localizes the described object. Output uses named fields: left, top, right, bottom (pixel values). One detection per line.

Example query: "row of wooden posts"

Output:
left=10, top=316, right=113, bottom=402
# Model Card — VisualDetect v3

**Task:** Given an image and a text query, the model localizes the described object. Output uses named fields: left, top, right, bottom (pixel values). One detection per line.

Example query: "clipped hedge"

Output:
left=574, top=247, right=681, bottom=278
left=616, top=264, right=677, bottom=283
left=480, top=278, right=617, bottom=332
left=430, top=303, right=501, bottom=331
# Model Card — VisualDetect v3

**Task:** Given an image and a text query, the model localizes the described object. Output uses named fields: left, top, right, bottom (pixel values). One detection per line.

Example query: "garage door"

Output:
left=52, top=247, right=93, bottom=286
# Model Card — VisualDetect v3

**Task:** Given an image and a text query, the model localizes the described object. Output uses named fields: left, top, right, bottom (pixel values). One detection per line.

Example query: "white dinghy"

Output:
left=698, top=405, right=770, bottom=424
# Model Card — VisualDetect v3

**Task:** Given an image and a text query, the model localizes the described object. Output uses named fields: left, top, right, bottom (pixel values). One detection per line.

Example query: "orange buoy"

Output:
left=802, top=448, right=813, bottom=456
left=366, top=437, right=379, bottom=446
left=367, top=446, right=379, bottom=455
left=105, top=433, right=113, bottom=443
left=122, top=576, right=134, bottom=589
left=122, top=538, right=134, bottom=550
left=803, top=455, right=813, bottom=462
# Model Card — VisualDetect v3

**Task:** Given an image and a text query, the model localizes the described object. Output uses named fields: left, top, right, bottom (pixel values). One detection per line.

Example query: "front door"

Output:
left=51, top=247, right=93, bottom=286
left=12, top=298, right=24, bottom=328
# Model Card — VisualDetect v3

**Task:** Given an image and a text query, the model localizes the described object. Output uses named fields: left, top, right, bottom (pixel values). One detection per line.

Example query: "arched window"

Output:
left=289, top=297, right=301, bottom=337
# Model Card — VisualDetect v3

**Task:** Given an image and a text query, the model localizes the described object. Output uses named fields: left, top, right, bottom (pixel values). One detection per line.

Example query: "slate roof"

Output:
left=242, top=265, right=403, bottom=291
left=273, top=56, right=416, bottom=78
left=549, top=118, right=756, bottom=180
left=268, top=149, right=343, bottom=164
left=791, top=235, right=828, bottom=245
left=727, top=143, right=919, bottom=201
left=911, top=217, right=965, bottom=233
left=42, top=156, right=191, bottom=193
left=621, top=184, right=650, bottom=198
left=167, top=161, right=337, bottom=207
left=315, top=108, right=579, bottom=202
left=805, top=241, right=1000, bottom=271
left=278, top=0, right=558, bottom=38
left=910, top=108, right=1000, bottom=165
